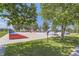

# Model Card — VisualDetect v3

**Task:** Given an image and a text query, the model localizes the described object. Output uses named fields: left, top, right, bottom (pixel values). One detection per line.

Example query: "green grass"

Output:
left=0, top=30, right=7, bottom=37
left=4, top=33, right=79, bottom=56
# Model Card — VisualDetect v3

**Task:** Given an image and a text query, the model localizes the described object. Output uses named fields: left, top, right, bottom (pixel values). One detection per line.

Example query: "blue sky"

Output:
left=36, top=3, right=43, bottom=28
left=0, top=3, right=43, bottom=28
left=0, top=18, right=8, bottom=29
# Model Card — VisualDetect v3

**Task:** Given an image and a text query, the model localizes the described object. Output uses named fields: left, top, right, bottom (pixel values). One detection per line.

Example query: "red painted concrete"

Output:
left=9, top=34, right=28, bottom=40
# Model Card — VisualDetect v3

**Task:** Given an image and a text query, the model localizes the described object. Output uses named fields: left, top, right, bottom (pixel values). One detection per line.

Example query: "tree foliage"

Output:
left=41, top=3, right=79, bottom=39
left=0, top=3, right=37, bottom=31
left=42, top=21, right=49, bottom=31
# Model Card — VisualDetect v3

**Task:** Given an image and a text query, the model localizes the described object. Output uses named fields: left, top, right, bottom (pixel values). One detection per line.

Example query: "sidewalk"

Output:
left=0, top=45, right=5, bottom=56
left=0, top=34, right=8, bottom=56
left=0, top=34, right=9, bottom=45
left=70, top=46, right=79, bottom=56
left=0, top=32, right=52, bottom=45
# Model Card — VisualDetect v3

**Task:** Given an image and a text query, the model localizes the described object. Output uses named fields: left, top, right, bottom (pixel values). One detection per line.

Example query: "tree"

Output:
left=0, top=3, right=37, bottom=32
left=72, top=4, right=79, bottom=33
left=42, top=21, right=49, bottom=32
left=41, top=3, right=79, bottom=39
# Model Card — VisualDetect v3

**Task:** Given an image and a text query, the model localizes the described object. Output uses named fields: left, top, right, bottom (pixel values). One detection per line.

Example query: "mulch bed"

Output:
left=9, top=34, right=28, bottom=40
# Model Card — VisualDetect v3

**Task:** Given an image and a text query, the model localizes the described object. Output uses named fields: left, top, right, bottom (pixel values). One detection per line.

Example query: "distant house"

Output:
left=0, top=17, right=9, bottom=29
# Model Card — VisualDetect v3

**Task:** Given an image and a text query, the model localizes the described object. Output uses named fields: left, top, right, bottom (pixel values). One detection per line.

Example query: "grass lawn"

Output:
left=0, top=30, right=7, bottom=37
left=4, top=33, right=79, bottom=56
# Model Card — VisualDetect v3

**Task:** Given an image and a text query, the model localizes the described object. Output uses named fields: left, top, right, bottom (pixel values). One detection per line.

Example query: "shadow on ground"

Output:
left=5, top=36, right=79, bottom=56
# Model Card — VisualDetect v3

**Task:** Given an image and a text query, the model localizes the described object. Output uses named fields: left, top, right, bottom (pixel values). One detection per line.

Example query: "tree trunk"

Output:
left=47, top=31, right=49, bottom=42
left=61, top=24, right=66, bottom=40
left=76, top=21, right=79, bottom=33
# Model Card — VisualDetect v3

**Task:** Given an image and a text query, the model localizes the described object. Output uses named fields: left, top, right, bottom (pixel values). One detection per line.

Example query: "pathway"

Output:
left=70, top=46, right=79, bottom=56
left=0, top=34, right=8, bottom=56
left=0, top=32, right=52, bottom=45
left=0, top=45, right=5, bottom=56
left=0, top=34, right=9, bottom=45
